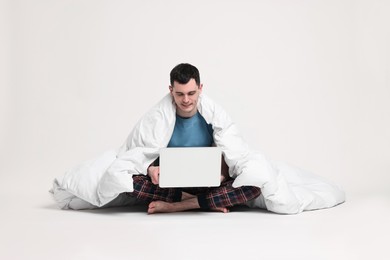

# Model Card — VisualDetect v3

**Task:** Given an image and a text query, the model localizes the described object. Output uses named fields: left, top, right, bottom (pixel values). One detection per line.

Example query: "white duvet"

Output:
left=51, top=94, right=345, bottom=214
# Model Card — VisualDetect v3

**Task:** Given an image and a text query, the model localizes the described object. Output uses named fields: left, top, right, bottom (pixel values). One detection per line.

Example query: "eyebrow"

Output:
left=174, top=90, right=197, bottom=94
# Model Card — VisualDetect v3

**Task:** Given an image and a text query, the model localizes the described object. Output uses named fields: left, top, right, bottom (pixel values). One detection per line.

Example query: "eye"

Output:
left=177, top=93, right=183, bottom=96
left=189, top=92, right=196, bottom=96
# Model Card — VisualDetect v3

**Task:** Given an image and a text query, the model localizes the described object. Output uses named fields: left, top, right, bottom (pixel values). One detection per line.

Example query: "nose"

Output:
left=183, top=95, right=189, bottom=103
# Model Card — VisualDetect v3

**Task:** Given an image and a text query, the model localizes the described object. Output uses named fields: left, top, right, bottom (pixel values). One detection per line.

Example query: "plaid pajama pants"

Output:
left=130, top=175, right=261, bottom=209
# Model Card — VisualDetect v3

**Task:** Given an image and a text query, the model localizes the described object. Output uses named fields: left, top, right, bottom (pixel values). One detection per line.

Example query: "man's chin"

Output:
left=178, top=106, right=196, bottom=116
left=180, top=105, right=193, bottom=111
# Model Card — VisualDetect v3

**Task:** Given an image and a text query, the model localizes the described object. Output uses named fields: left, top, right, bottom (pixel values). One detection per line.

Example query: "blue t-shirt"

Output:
left=168, top=111, right=214, bottom=147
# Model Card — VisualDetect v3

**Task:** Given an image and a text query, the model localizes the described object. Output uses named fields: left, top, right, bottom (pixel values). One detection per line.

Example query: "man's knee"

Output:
left=132, top=174, right=150, bottom=183
left=132, top=174, right=152, bottom=194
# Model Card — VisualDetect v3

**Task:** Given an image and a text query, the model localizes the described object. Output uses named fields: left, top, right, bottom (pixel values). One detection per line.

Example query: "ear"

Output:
left=169, top=85, right=173, bottom=96
left=198, top=83, right=203, bottom=93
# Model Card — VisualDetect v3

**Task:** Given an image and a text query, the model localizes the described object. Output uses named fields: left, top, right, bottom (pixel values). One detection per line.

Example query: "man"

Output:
left=128, top=63, right=261, bottom=214
left=51, top=64, right=345, bottom=214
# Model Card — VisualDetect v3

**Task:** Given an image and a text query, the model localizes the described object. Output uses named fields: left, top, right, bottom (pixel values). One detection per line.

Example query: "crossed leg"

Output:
left=130, top=175, right=260, bottom=214
left=148, top=192, right=229, bottom=214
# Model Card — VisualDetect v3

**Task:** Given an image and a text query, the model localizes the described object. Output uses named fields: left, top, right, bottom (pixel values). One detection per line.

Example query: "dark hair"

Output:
left=170, top=63, right=200, bottom=86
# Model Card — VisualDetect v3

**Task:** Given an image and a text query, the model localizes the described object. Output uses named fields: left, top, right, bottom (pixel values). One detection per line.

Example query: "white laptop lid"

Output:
left=159, top=147, right=222, bottom=188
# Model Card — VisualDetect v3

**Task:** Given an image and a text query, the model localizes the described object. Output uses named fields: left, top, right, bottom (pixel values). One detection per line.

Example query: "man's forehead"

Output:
left=172, top=80, right=200, bottom=92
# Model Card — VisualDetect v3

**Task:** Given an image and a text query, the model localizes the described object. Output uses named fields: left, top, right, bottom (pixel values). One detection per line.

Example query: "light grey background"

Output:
left=2, top=0, right=389, bottom=196
left=1, top=1, right=390, bottom=259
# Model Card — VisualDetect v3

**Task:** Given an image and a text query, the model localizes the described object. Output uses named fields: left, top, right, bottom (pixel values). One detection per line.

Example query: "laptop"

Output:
left=159, top=147, right=222, bottom=188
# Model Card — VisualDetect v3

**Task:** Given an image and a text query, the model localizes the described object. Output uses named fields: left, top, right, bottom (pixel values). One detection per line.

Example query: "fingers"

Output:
left=220, top=174, right=225, bottom=183
left=148, top=166, right=160, bottom=185
left=152, top=176, right=159, bottom=185
left=152, top=172, right=160, bottom=185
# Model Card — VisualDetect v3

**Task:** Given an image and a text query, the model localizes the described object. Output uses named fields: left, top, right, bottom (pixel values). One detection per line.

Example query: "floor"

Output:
left=1, top=185, right=389, bottom=260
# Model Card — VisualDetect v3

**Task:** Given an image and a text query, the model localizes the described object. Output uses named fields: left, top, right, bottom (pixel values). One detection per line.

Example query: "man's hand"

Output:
left=148, top=166, right=160, bottom=185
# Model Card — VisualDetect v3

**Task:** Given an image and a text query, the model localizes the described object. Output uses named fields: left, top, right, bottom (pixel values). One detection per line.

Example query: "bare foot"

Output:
left=211, top=207, right=230, bottom=213
left=148, top=198, right=200, bottom=214
left=148, top=201, right=174, bottom=214
left=147, top=200, right=230, bottom=214
left=181, top=192, right=196, bottom=201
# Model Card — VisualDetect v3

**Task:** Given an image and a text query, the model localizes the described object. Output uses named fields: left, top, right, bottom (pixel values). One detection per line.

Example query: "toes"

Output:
left=212, top=207, right=229, bottom=213
left=148, top=202, right=156, bottom=214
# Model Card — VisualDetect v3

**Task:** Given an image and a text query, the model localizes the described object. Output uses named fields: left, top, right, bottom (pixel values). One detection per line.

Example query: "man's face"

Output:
left=169, top=78, right=203, bottom=118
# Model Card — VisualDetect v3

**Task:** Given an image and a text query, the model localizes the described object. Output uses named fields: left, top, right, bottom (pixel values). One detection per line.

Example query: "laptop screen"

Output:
left=159, top=147, right=222, bottom=188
